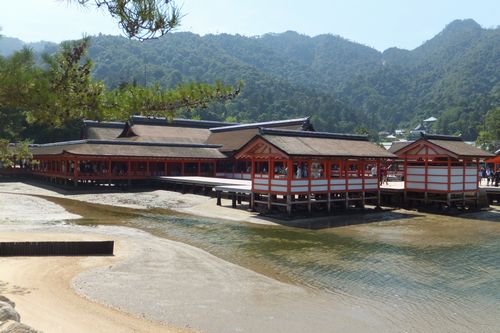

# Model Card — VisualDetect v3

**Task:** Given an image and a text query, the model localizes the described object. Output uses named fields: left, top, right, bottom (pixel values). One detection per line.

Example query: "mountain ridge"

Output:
left=1, top=19, right=498, bottom=140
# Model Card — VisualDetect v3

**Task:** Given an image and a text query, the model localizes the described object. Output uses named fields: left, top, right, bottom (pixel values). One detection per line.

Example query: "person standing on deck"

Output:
left=371, top=165, right=377, bottom=178
left=486, top=167, right=492, bottom=186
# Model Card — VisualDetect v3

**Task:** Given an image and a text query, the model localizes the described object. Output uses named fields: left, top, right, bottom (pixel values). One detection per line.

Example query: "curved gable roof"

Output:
left=236, top=129, right=395, bottom=159
left=393, top=134, right=493, bottom=158
left=206, top=118, right=314, bottom=153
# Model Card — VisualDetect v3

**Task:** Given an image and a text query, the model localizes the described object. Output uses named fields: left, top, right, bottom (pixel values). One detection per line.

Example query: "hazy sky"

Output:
left=0, top=0, right=498, bottom=51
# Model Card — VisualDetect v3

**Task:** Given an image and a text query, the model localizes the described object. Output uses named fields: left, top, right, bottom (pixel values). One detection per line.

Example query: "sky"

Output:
left=0, top=0, right=498, bottom=51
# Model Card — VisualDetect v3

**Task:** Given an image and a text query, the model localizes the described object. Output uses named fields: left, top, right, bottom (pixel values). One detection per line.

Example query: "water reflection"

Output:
left=44, top=196, right=500, bottom=331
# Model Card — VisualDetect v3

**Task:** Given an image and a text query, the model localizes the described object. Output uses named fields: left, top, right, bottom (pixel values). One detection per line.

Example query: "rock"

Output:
left=0, top=320, right=41, bottom=333
left=0, top=301, right=20, bottom=322
left=0, top=297, right=14, bottom=309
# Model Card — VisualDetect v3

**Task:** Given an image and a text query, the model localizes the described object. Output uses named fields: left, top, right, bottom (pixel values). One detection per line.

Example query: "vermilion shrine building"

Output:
left=27, top=117, right=493, bottom=213
left=234, top=128, right=393, bottom=214
left=392, top=134, right=493, bottom=207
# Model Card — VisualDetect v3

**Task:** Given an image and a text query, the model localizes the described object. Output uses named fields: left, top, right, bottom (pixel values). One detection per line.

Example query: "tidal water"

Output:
left=45, top=197, right=500, bottom=331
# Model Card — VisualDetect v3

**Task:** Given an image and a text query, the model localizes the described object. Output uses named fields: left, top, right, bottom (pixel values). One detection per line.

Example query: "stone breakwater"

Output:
left=0, top=295, right=40, bottom=333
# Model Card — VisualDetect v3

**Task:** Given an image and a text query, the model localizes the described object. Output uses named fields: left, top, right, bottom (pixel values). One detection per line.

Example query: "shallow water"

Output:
left=21, top=196, right=500, bottom=331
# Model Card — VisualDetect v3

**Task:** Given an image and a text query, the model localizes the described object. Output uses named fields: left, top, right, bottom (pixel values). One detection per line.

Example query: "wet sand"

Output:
left=0, top=182, right=388, bottom=333
left=0, top=230, right=193, bottom=333
left=1, top=181, right=499, bottom=333
left=0, top=180, right=274, bottom=225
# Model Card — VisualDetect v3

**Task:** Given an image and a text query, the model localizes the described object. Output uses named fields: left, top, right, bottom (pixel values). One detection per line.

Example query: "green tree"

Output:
left=76, top=0, right=180, bottom=40
left=477, top=107, right=500, bottom=152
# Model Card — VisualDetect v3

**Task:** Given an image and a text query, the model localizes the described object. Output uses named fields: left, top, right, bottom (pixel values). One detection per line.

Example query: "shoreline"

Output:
left=0, top=182, right=386, bottom=333
left=1, top=180, right=499, bottom=333
left=0, top=179, right=278, bottom=225
left=0, top=228, right=195, bottom=333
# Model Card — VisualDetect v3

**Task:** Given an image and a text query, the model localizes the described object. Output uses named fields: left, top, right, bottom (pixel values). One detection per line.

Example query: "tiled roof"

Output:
left=206, top=118, right=314, bottom=152
left=82, top=120, right=125, bottom=140
left=31, top=140, right=226, bottom=159
left=236, top=129, right=395, bottom=158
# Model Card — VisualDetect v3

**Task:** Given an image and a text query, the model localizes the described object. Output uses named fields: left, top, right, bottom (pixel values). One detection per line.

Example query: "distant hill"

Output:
left=0, top=37, right=57, bottom=57
left=1, top=19, right=498, bottom=140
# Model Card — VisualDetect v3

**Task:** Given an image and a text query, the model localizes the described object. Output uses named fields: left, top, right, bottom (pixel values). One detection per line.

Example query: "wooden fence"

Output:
left=0, top=241, right=114, bottom=256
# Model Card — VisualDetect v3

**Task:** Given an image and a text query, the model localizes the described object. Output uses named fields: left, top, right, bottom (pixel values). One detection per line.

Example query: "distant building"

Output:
left=423, top=116, right=438, bottom=123
left=409, top=116, right=438, bottom=139
left=378, top=131, right=390, bottom=137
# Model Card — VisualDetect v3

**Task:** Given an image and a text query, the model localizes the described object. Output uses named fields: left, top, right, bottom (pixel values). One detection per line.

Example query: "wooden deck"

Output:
left=152, top=176, right=252, bottom=208
left=381, top=181, right=500, bottom=192
left=151, top=176, right=500, bottom=210
left=152, top=176, right=251, bottom=188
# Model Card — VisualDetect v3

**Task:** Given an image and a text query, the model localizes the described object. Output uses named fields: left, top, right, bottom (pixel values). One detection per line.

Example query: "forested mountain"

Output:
left=1, top=19, right=498, bottom=141
left=0, top=37, right=56, bottom=57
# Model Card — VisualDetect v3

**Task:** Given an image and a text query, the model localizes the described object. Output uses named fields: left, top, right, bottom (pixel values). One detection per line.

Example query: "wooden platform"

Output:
left=381, top=181, right=500, bottom=193
left=152, top=176, right=251, bottom=187
left=151, top=176, right=500, bottom=210
left=152, top=176, right=252, bottom=208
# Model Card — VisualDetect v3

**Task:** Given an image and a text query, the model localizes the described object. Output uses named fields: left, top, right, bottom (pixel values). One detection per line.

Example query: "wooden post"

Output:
left=216, top=191, right=221, bottom=206
left=307, top=159, right=312, bottom=214
left=286, top=194, right=292, bottom=216
left=403, top=158, right=408, bottom=204
left=327, top=192, right=331, bottom=214
left=250, top=192, right=255, bottom=211
left=424, top=147, right=428, bottom=205
left=106, top=160, right=110, bottom=186
left=345, top=159, right=349, bottom=210
left=73, top=158, right=78, bottom=187
left=128, top=160, right=132, bottom=185
left=361, top=160, right=366, bottom=208
left=232, top=193, right=237, bottom=208
left=268, top=158, right=272, bottom=211
left=462, top=159, right=466, bottom=207
left=447, top=158, right=452, bottom=207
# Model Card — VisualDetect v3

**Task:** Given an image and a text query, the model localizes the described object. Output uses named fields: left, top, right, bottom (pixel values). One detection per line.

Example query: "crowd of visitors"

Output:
left=481, top=167, right=500, bottom=187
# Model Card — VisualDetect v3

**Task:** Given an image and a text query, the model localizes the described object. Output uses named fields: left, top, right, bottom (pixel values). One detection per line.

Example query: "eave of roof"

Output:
left=421, top=133, right=462, bottom=141
left=129, top=116, right=239, bottom=129
left=210, top=117, right=310, bottom=133
left=83, top=120, right=126, bottom=129
left=259, top=127, right=369, bottom=141
left=31, top=139, right=222, bottom=149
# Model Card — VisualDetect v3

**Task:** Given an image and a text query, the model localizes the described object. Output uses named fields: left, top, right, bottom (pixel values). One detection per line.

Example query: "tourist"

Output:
left=480, top=167, right=486, bottom=185
left=486, top=167, right=492, bottom=186
left=379, top=165, right=388, bottom=185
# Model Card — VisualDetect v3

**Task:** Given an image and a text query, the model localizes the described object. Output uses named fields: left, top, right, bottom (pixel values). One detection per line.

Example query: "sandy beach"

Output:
left=1, top=180, right=499, bottom=333
left=0, top=181, right=390, bottom=333
left=0, top=180, right=273, bottom=225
